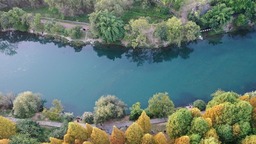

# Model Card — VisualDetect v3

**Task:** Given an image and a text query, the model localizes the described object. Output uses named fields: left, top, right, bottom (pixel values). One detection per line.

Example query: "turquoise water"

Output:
left=0, top=31, right=256, bottom=115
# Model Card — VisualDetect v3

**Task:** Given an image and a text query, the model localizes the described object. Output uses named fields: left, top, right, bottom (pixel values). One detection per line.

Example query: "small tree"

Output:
left=43, top=99, right=64, bottom=121
left=174, top=135, right=190, bottom=144
left=0, top=116, right=16, bottom=139
left=91, top=127, right=110, bottom=144
left=82, top=112, right=94, bottom=124
left=166, top=108, right=193, bottom=139
left=147, top=92, right=175, bottom=118
left=129, top=102, right=143, bottom=121
left=193, top=100, right=206, bottom=111
left=13, top=91, right=42, bottom=118
left=94, top=95, right=126, bottom=124
left=142, top=133, right=154, bottom=144
left=153, top=132, right=168, bottom=144
left=190, top=117, right=210, bottom=136
left=65, top=122, right=89, bottom=143
left=136, top=111, right=151, bottom=133
left=110, top=126, right=125, bottom=144
left=125, top=122, right=143, bottom=144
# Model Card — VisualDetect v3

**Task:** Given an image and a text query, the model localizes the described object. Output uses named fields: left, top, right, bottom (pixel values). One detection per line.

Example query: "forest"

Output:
left=1, top=90, right=256, bottom=143
left=0, top=0, right=255, bottom=48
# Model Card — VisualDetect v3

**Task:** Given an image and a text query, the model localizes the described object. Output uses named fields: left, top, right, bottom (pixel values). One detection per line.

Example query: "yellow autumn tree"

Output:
left=190, top=108, right=202, bottom=117
left=91, top=127, right=110, bottom=144
left=0, top=116, right=16, bottom=139
left=136, top=111, right=151, bottom=133
left=83, top=142, right=93, bottom=144
left=49, top=137, right=63, bottom=144
left=203, top=104, right=224, bottom=124
left=64, top=122, right=88, bottom=143
left=204, top=128, right=219, bottom=140
left=85, top=123, right=93, bottom=138
left=0, top=139, right=10, bottom=144
left=110, top=126, right=125, bottom=144
left=153, top=132, right=168, bottom=144
left=142, top=133, right=154, bottom=144
left=174, top=135, right=190, bottom=144
left=125, top=122, right=143, bottom=144
left=241, top=135, right=256, bottom=144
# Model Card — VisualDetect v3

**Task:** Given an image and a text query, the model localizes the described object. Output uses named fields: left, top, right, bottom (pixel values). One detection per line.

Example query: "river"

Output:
left=0, top=31, right=256, bottom=115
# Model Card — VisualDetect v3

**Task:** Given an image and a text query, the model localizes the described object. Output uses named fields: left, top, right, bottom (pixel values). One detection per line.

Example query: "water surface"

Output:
left=0, top=31, right=256, bottom=115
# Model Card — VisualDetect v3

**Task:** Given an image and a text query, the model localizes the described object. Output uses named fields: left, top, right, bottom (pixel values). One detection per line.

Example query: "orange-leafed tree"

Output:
left=125, top=122, right=143, bottom=144
left=137, top=111, right=151, bottom=133
left=110, top=126, right=125, bottom=144
left=174, top=135, right=190, bottom=144
left=0, top=116, right=16, bottom=139
left=0, top=139, right=10, bottom=144
left=142, top=133, right=154, bottom=144
left=153, top=132, right=168, bottom=144
left=91, top=127, right=110, bottom=144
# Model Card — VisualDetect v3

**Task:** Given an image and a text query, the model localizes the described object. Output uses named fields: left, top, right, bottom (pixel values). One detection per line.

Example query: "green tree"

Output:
left=193, top=100, right=206, bottom=111
left=166, top=108, right=193, bottom=139
left=183, top=21, right=200, bottom=42
left=190, top=117, right=210, bottom=136
left=94, top=0, right=133, bottom=16
left=125, top=122, right=144, bottom=144
left=16, top=119, right=45, bottom=142
left=89, top=11, right=125, bottom=43
left=10, top=134, right=39, bottom=144
left=67, top=26, right=83, bottom=39
left=129, top=102, right=143, bottom=121
left=42, top=99, right=64, bottom=121
left=13, top=91, right=42, bottom=118
left=201, top=4, right=233, bottom=30
left=94, top=95, right=126, bottom=124
left=147, top=92, right=175, bottom=118
left=31, top=13, right=44, bottom=32
left=165, top=17, right=183, bottom=47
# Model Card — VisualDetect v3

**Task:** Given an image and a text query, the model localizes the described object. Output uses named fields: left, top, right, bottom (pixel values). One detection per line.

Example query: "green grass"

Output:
left=23, top=6, right=89, bottom=22
left=121, top=5, right=171, bottom=23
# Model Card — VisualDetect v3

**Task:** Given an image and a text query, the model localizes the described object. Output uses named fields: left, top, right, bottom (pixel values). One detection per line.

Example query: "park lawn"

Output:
left=121, top=5, right=172, bottom=23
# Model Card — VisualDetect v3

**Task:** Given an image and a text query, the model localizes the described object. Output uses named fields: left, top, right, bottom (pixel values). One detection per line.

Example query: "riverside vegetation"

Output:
left=1, top=90, right=256, bottom=143
left=0, top=0, right=255, bottom=48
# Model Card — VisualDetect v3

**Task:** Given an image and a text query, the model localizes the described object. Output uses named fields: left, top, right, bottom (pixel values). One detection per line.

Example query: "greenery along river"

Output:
left=0, top=31, right=256, bottom=115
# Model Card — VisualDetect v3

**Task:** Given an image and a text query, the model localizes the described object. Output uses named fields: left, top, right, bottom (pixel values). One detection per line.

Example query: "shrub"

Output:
left=82, top=112, right=94, bottom=124
left=10, top=134, right=39, bottom=144
left=129, top=102, right=143, bottom=121
left=62, top=112, right=74, bottom=122
left=49, top=121, right=68, bottom=139
left=147, top=92, right=175, bottom=118
left=94, top=95, right=126, bottom=124
left=0, top=93, right=15, bottom=110
left=42, top=99, right=64, bottom=121
left=13, top=91, right=42, bottom=118
left=0, top=116, right=16, bottom=139
left=67, top=26, right=83, bottom=39
left=16, top=119, right=45, bottom=142
left=193, top=100, right=206, bottom=111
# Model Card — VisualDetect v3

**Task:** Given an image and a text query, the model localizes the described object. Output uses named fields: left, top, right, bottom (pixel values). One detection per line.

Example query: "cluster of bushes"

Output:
left=0, top=8, right=83, bottom=39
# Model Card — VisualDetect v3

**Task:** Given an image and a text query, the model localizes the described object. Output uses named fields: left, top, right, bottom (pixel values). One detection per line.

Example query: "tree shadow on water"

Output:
left=93, top=44, right=194, bottom=66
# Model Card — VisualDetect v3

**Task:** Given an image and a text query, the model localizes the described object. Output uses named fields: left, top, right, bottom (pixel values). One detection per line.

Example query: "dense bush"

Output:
left=10, top=134, right=40, bottom=144
left=13, top=91, right=42, bottom=118
left=193, top=99, right=206, bottom=111
left=129, top=102, right=143, bottom=121
left=147, top=92, right=175, bottom=118
left=94, top=95, right=126, bottom=124
left=82, top=112, right=94, bottom=124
